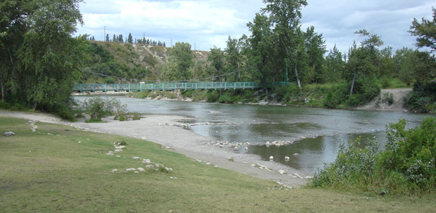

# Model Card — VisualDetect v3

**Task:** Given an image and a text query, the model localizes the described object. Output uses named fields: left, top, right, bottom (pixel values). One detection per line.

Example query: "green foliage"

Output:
left=206, top=90, right=220, bottom=102
left=405, top=81, right=436, bottom=113
left=382, top=92, right=394, bottom=106
left=310, top=118, right=436, bottom=195
left=132, top=112, right=141, bottom=120
left=82, top=97, right=127, bottom=121
left=410, top=7, right=436, bottom=51
left=0, top=0, right=84, bottom=118
left=323, top=83, right=349, bottom=108
left=162, top=42, right=193, bottom=81
left=347, top=76, right=381, bottom=106
left=381, top=77, right=391, bottom=89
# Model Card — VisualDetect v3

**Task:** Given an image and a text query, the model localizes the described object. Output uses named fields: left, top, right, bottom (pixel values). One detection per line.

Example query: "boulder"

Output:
left=4, top=131, right=15, bottom=137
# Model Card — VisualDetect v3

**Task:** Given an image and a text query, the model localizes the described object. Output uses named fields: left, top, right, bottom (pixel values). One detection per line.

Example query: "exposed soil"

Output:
left=355, top=88, right=412, bottom=112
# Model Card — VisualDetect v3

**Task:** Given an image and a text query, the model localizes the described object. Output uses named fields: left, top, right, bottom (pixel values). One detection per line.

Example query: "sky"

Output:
left=75, top=0, right=435, bottom=54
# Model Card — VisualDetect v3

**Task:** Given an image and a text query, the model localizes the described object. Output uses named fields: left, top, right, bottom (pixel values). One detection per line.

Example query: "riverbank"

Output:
left=125, top=88, right=412, bottom=112
left=0, top=109, right=311, bottom=188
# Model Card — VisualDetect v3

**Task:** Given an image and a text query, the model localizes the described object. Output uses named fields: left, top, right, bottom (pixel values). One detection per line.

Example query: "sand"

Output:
left=0, top=110, right=311, bottom=188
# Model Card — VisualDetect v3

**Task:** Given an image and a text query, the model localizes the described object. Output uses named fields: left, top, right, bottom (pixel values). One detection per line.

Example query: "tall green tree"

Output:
left=161, top=42, right=193, bottom=81
left=348, top=29, right=383, bottom=96
left=410, top=7, right=436, bottom=51
left=207, top=47, right=225, bottom=82
left=246, top=13, right=276, bottom=90
left=325, top=45, right=344, bottom=83
left=409, top=7, right=436, bottom=82
left=225, top=36, right=242, bottom=82
left=394, top=48, right=417, bottom=86
left=262, top=0, right=308, bottom=88
left=303, top=26, right=327, bottom=83
left=127, top=33, right=133, bottom=43
left=1, top=0, right=85, bottom=117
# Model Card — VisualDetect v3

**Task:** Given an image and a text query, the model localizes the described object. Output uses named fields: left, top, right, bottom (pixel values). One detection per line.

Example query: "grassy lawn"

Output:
left=0, top=116, right=434, bottom=212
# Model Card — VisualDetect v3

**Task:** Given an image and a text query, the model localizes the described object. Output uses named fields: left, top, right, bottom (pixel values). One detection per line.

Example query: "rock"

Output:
left=4, top=131, right=14, bottom=137
left=142, top=159, right=151, bottom=164
left=132, top=157, right=141, bottom=160
left=278, top=170, right=286, bottom=175
left=137, top=167, right=145, bottom=172
left=284, top=156, right=290, bottom=161
left=126, top=168, right=136, bottom=172
left=111, top=169, right=118, bottom=172
left=269, top=156, right=274, bottom=161
left=293, top=153, right=299, bottom=156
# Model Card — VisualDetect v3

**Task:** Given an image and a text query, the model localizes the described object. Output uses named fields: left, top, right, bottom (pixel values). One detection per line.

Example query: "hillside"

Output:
left=80, top=41, right=209, bottom=84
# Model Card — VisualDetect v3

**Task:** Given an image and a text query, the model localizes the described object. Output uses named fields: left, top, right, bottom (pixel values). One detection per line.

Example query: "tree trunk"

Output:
left=32, top=101, right=38, bottom=111
left=0, top=68, right=4, bottom=102
left=350, top=70, right=358, bottom=96
left=294, top=65, right=301, bottom=88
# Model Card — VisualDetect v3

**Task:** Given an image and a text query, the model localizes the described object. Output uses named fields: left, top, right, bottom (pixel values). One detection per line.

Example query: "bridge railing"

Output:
left=72, top=82, right=291, bottom=93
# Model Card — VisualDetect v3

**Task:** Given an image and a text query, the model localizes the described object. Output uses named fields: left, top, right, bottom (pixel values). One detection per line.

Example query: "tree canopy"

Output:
left=0, top=0, right=85, bottom=119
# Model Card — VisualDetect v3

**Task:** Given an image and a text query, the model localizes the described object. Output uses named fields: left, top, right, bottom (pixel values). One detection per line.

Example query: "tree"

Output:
left=410, top=7, right=436, bottom=51
left=207, top=47, right=225, bottom=82
left=394, top=48, right=417, bottom=86
left=127, top=33, right=133, bottom=43
left=262, top=0, right=308, bottom=88
left=225, top=36, right=242, bottom=82
left=246, top=13, right=276, bottom=90
left=325, top=45, right=344, bottom=82
left=0, top=0, right=85, bottom=118
left=161, top=42, right=193, bottom=81
left=303, top=26, right=327, bottom=83
left=348, top=29, right=383, bottom=96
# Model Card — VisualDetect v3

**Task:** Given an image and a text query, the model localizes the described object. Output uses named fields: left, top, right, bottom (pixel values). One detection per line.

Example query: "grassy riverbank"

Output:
left=1, top=116, right=435, bottom=212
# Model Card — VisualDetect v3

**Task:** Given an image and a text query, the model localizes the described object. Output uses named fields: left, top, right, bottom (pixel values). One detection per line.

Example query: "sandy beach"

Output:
left=0, top=110, right=311, bottom=188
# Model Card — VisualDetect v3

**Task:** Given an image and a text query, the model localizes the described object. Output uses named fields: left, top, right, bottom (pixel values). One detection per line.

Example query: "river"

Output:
left=74, top=96, right=431, bottom=173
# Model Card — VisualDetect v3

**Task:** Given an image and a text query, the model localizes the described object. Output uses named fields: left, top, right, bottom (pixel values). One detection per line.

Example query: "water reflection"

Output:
left=249, top=132, right=386, bottom=172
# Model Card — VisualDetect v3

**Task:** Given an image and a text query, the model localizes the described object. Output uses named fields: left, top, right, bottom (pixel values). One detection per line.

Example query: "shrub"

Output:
left=83, top=97, right=127, bottom=122
left=207, top=90, right=220, bottom=102
left=132, top=112, right=141, bottom=120
left=382, top=92, right=394, bottom=106
left=404, top=81, right=436, bottom=113
left=310, top=117, right=436, bottom=195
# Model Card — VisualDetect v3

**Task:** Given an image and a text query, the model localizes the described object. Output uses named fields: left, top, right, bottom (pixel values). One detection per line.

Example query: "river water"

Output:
left=74, top=96, right=431, bottom=173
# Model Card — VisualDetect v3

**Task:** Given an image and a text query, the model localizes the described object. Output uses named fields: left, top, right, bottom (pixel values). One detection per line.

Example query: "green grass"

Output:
left=1, top=116, right=435, bottom=212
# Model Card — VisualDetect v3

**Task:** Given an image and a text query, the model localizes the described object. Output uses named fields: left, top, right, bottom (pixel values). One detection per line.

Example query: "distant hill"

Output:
left=79, top=41, right=209, bottom=84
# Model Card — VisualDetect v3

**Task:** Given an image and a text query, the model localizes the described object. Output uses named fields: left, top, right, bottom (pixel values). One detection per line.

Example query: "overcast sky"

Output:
left=75, top=0, right=434, bottom=54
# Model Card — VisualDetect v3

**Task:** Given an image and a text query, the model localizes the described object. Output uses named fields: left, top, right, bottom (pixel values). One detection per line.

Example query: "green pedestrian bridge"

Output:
left=73, top=82, right=290, bottom=93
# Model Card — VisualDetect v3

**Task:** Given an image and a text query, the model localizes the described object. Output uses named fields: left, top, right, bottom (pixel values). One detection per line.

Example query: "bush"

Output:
left=207, top=90, right=220, bottom=102
left=405, top=81, right=436, bottom=113
left=132, top=112, right=141, bottom=120
left=382, top=92, right=394, bottom=106
left=310, top=117, right=436, bottom=195
left=83, top=97, right=127, bottom=122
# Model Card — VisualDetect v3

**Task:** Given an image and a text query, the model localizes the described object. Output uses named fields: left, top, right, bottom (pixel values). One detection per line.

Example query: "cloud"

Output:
left=76, top=0, right=435, bottom=53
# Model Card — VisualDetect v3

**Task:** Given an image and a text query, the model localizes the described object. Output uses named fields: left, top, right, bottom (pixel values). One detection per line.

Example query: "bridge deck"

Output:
left=73, top=82, right=290, bottom=93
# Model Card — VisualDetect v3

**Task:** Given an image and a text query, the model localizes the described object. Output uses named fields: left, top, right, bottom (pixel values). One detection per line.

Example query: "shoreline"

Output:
left=0, top=110, right=310, bottom=188
left=73, top=87, right=413, bottom=113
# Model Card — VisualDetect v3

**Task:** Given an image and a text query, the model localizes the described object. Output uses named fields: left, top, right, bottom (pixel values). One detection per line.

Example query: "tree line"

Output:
left=159, top=0, right=436, bottom=108
left=86, top=33, right=166, bottom=47
left=1, top=0, right=436, bottom=118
